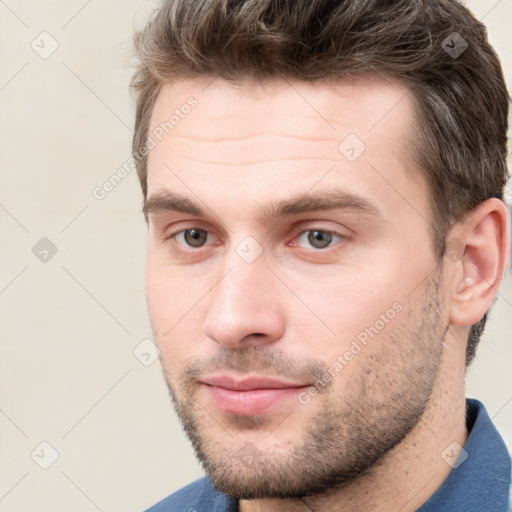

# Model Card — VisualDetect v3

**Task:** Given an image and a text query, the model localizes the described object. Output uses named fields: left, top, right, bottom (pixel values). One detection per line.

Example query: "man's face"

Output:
left=145, top=77, right=449, bottom=498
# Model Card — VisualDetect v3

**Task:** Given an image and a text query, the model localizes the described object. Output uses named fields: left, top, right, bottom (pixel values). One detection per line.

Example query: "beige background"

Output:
left=0, top=1, right=511, bottom=511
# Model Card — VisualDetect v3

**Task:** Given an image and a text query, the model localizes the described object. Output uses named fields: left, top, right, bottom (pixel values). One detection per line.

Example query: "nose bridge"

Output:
left=202, top=244, right=284, bottom=348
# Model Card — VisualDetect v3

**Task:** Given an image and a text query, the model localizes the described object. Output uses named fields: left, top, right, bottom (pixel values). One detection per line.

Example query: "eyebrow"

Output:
left=143, top=188, right=381, bottom=221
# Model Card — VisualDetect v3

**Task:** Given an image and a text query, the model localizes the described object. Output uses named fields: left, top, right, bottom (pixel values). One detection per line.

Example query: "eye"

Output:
left=172, top=228, right=211, bottom=248
left=296, top=229, right=344, bottom=250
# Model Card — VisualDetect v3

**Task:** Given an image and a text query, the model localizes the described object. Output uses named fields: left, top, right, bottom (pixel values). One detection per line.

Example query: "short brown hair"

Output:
left=130, top=0, right=509, bottom=366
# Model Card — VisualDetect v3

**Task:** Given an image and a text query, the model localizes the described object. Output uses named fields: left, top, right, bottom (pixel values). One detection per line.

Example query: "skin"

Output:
left=144, top=76, right=509, bottom=511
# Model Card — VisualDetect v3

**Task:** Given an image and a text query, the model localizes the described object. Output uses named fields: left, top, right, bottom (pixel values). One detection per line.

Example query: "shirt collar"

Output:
left=418, top=398, right=511, bottom=512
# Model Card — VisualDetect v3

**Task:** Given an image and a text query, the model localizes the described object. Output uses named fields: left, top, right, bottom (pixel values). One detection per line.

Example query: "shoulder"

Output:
left=143, top=476, right=238, bottom=512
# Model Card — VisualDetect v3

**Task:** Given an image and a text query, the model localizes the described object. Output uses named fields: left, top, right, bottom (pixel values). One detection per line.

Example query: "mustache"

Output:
left=179, top=346, right=328, bottom=386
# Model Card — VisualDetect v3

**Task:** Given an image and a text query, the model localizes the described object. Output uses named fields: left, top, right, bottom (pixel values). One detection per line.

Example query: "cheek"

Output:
left=146, top=249, right=203, bottom=322
left=275, top=268, right=415, bottom=387
left=146, top=254, right=219, bottom=374
left=285, top=268, right=405, bottom=341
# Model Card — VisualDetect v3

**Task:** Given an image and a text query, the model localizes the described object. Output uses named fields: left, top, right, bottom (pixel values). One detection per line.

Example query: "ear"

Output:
left=447, top=198, right=510, bottom=326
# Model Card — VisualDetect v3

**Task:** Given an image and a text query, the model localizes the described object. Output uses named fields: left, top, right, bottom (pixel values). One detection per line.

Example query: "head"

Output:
left=131, top=0, right=509, bottom=500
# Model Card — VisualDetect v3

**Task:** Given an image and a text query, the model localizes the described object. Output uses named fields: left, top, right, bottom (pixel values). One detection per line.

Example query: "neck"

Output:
left=240, top=330, right=468, bottom=512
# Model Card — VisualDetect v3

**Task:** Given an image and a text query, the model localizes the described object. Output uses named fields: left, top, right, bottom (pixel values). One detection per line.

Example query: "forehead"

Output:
left=149, top=76, right=415, bottom=146
left=145, top=76, right=427, bottom=223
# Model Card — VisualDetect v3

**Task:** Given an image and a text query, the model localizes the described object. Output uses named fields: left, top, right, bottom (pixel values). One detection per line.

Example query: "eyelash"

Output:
left=165, top=227, right=347, bottom=252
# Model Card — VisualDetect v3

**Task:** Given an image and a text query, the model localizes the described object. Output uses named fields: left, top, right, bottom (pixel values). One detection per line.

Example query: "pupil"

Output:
left=308, top=230, right=332, bottom=249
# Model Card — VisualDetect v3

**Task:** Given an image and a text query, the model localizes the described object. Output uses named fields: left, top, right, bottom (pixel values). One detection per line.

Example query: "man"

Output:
left=131, top=0, right=511, bottom=510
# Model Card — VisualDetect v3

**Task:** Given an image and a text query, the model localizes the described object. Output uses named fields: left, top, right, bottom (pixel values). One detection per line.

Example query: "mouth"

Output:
left=199, top=374, right=311, bottom=416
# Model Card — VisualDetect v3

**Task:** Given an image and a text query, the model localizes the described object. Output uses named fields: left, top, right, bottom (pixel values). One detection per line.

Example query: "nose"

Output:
left=202, top=249, right=286, bottom=350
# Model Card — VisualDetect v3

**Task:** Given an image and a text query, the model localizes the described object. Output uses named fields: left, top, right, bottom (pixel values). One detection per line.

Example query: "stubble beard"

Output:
left=161, top=271, right=446, bottom=500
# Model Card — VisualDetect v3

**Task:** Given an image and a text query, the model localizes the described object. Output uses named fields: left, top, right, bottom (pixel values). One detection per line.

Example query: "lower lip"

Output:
left=203, top=385, right=308, bottom=416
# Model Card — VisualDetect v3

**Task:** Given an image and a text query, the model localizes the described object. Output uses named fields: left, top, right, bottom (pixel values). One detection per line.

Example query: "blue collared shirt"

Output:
left=145, top=399, right=511, bottom=511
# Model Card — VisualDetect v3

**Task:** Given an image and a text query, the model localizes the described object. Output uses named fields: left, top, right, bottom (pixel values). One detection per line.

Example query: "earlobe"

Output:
left=448, top=198, right=509, bottom=327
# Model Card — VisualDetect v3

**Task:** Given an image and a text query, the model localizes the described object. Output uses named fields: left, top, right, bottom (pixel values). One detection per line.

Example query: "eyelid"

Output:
left=163, top=220, right=218, bottom=240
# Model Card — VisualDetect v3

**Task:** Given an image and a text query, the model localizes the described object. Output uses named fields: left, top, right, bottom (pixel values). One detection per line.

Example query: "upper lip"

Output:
left=200, top=374, right=310, bottom=391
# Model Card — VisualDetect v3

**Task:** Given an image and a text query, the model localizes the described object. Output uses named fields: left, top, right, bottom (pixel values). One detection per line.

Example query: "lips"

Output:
left=200, top=374, right=310, bottom=416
